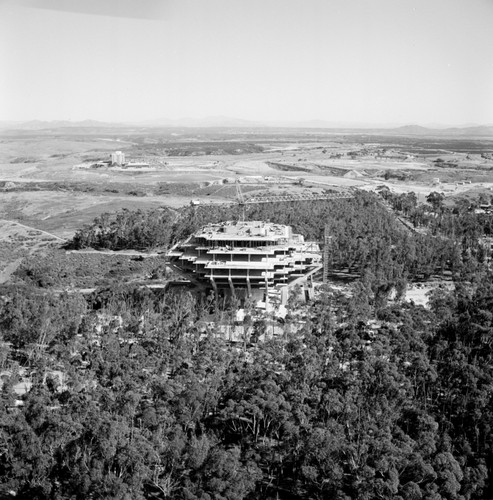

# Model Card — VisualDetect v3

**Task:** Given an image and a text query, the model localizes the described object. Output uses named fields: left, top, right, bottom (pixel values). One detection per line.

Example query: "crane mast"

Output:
left=236, top=177, right=246, bottom=221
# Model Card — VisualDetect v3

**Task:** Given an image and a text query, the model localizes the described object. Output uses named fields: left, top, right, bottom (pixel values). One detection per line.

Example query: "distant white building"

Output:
left=111, top=151, right=125, bottom=165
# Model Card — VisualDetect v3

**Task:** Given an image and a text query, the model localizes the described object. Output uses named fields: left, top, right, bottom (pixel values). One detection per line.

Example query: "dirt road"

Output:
left=0, top=219, right=67, bottom=242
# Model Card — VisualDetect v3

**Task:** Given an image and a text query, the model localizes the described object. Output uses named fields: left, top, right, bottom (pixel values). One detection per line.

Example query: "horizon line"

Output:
left=1, top=118, right=492, bottom=130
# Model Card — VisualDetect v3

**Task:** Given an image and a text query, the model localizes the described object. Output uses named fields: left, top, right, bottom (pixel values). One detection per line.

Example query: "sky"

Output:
left=1, top=0, right=492, bottom=126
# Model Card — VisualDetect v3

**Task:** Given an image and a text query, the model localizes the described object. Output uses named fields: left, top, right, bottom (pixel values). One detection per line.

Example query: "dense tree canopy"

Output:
left=1, top=272, right=493, bottom=498
left=3, top=190, right=493, bottom=498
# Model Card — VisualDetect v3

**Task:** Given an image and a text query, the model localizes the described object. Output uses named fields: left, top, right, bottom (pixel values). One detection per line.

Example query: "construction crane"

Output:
left=232, top=183, right=349, bottom=282
left=235, top=177, right=246, bottom=221
left=323, top=224, right=332, bottom=283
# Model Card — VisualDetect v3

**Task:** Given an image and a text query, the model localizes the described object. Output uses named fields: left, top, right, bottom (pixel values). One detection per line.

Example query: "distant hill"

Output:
left=1, top=118, right=492, bottom=137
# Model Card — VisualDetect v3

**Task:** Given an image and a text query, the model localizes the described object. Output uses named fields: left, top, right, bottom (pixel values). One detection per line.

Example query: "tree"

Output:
left=426, top=192, right=445, bottom=213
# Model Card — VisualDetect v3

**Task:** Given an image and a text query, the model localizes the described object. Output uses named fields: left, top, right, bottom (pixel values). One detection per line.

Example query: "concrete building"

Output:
left=168, top=221, right=322, bottom=304
left=110, top=151, right=125, bottom=166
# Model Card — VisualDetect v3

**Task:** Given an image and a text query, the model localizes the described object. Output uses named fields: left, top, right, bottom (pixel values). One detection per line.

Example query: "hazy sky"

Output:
left=1, top=0, right=492, bottom=125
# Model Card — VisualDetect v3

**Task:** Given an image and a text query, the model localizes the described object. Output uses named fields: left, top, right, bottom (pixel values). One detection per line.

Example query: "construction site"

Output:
left=168, top=220, right=323, bottom=309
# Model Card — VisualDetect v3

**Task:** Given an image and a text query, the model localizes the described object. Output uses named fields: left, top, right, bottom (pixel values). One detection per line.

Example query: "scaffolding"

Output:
left=167, top=221, right=322, bottom=304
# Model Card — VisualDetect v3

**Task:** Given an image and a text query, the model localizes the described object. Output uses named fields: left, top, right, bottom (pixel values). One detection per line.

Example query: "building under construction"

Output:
left=167, top=221, right=322, bottom=305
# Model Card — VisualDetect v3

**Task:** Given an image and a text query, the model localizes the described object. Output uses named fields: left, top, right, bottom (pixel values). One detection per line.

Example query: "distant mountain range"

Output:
left=1, top=118, right=492, bottom=137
